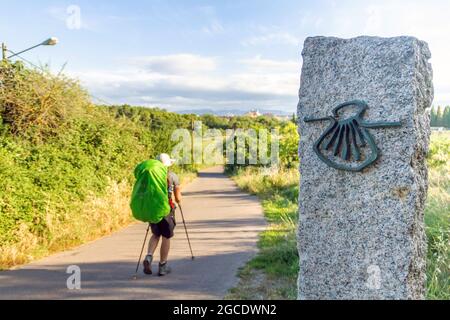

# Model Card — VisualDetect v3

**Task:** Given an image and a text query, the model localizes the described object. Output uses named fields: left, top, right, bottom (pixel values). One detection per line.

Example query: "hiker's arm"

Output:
left=174, top=186, right=182, bottom=204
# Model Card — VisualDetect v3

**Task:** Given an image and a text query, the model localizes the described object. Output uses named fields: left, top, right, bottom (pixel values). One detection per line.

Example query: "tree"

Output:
left=443, top=106, right=450, bottom=128
left=436, top=106, right=444, bottom=127
left=431, top=107, right=438, bottom=127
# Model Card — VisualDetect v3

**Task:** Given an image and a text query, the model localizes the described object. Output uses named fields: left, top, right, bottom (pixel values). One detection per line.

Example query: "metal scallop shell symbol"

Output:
left=303, top=100, right=401, bottom=172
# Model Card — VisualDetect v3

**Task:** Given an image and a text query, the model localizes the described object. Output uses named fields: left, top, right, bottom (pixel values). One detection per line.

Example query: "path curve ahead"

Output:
left=0, top=167, right=265, bottom=300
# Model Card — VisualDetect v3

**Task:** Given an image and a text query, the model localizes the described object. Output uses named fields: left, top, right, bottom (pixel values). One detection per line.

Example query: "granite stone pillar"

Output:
left=297, top=36, right=433, bottom=299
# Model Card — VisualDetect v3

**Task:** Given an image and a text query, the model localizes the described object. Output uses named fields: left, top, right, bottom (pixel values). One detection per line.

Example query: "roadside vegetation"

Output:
left=225, top=121, right=299, bottom=300
left=0, top=62, right=202, bottom=269
left=431, top=106, right=450, bottom=128
left=0, top=61, right=284, bottom=269
left=425, top=131, right=450, bottom=299
left=227, top=130, right=449, bottom=300
left=1, top=60, right=447, bottom=300
left=226, top=166, right=299, bottom=299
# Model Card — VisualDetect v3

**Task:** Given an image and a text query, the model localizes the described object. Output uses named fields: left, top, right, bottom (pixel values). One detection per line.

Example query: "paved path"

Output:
left=0, top=167, right=265, bottom=300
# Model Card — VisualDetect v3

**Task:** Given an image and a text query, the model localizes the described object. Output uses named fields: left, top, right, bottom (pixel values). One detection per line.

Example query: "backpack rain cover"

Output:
left=130, top=160, right=170, bottom=224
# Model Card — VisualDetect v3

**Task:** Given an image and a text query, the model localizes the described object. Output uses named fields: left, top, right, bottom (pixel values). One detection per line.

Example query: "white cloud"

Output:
left=293, top=1, right=450, bottom=106
left=128, top=54, right=218, bottom=75
left=60, top=0, right=450, bottom=110
left=240, top=56, right=299, bottom=72
left=242, top=32, right=299, bottom=47
left=70, top=54, right=300, bottom=111
left=363, top=2, right=450, bottom=106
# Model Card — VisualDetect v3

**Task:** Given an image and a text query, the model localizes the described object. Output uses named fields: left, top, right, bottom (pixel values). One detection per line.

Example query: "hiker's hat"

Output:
left=157, top=153, right=176, bottom=167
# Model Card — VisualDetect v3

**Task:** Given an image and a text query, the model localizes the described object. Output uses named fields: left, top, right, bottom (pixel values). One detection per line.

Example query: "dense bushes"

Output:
left=108, top=105, right=193, bottom=161
left=110, top=104, right=299, bottom=170
left=0, top=61, right=289, bottom=268
left=0, top=62, right=89, bottom=139
left=0, top=63, right=193, bottom=268
left=0, top=109, right=157, bottom=267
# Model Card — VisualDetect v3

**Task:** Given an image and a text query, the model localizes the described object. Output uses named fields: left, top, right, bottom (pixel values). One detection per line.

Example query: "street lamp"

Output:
left=2, top=37, right=59, bottom=61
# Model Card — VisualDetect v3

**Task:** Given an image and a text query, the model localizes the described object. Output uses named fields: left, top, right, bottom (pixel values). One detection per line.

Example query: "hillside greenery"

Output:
left=0, top=61, right=284, bottom=268
left=0, top=63, right=196, bottom=267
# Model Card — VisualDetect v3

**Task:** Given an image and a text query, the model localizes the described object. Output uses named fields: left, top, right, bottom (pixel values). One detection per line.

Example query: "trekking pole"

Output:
left=132, top=223, right=151, bottom=280
left=178, top=204, right=195, bottom=260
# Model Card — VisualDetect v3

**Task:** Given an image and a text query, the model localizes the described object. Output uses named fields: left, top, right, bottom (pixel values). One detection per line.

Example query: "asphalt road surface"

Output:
left=0, top=166, right=266, bottom=300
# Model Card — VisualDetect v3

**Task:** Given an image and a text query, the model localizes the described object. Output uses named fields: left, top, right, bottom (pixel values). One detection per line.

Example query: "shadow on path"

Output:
left=0, top=252, right=252, bottom=300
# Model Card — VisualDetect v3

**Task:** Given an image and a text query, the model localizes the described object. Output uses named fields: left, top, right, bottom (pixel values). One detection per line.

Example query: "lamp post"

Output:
left=2, top=43, right=7, bottom=61
left=2, top=37, right=58, bottom=61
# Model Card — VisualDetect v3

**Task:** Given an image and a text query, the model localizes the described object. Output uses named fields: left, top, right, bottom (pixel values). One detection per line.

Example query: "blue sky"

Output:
left=1, top=0, right=450, bottom=112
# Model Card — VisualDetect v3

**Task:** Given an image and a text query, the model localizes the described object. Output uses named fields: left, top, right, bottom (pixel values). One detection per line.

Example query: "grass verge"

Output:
left=226, top=166, right=299, bottom=300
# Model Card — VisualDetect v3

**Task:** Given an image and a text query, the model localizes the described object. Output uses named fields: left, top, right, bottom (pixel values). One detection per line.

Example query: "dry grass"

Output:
left=0, top=62, right=89, bottom=139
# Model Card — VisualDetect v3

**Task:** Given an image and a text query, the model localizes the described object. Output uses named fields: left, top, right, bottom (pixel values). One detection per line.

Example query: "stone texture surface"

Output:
left=297, top=36, right=433, bottom=300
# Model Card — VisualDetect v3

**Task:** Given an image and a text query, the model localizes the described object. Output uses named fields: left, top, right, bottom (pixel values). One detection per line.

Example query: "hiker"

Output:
left=140, top=154, right=181, bottom=276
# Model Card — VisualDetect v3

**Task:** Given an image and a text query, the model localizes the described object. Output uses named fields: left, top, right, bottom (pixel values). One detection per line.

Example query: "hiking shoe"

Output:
left=158, top=262, right=172, bottom=276
left=143, top=255, right=153, bottom=275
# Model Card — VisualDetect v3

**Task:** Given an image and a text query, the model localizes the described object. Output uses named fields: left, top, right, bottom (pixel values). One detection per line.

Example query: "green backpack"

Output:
left=130, top=160, right=170, bottom=224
